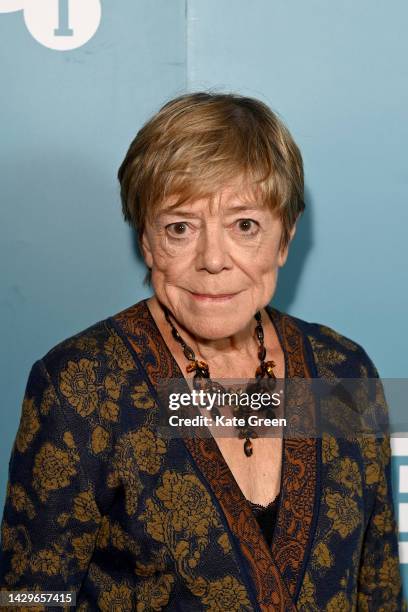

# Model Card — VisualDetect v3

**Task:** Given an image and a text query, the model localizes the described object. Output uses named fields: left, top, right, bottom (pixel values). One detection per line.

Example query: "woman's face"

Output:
left=141, top=182, right=295, bottom=340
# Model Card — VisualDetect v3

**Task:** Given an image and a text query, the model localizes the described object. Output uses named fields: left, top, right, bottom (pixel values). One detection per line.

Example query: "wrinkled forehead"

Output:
left=156, top=178, right=268, bottom=217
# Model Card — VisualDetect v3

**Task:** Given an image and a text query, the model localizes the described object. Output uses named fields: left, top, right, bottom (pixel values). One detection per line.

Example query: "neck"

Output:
left=180, top=315, right=259, bottom=364
left=149, top=295, right=262, bottom=366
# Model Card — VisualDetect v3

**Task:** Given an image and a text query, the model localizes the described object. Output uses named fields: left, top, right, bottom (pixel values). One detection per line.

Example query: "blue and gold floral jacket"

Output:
left=0, top=299, right=405, bottom=611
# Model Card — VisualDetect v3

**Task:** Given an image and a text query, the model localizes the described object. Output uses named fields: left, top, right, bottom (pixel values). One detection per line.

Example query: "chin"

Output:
left=184, top=313, right=248, bottom=339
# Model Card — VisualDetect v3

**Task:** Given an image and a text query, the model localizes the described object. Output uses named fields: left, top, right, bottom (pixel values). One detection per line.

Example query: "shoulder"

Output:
left=38, top=301, right=145, bottom=389
left=270, top=307, right=379, bottom=378
left=40, top=317, right=115, bottom=379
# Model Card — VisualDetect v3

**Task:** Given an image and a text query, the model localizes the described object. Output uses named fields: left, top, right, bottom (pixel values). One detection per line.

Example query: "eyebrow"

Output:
left=224, top=204, right=262, bottom=213
left=158, top=203, right=263, bottom=217
left=158, top=209, right=200, bottom=218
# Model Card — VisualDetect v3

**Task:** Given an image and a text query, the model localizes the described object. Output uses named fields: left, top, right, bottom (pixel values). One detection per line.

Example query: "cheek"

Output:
left=150, top=240, right=192, bottom=283
left=236, top=243, right=281, bottom=305
left=152, top=231, right=200, bottom=264
left=234, top=239, right=281, bottom=279
left=149, top=235, right=182, bottom=269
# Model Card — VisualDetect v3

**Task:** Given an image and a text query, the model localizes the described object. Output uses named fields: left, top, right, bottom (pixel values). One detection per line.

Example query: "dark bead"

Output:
left=256, top=324, right=264, bottom=340
left=244, top=438, right=253, bottom=457
left=258, top=346, right=266, bottom=360
left=183, top=346, right=195, bottom=360
left=171, top=329, right=180, bottom=340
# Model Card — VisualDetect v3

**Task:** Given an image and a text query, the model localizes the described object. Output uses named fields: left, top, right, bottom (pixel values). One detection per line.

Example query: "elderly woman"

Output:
left=0, top=92, right=404, bottom=611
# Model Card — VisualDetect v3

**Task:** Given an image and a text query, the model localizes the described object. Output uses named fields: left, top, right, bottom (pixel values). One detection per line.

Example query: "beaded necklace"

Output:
left=162, top=303, right=278, bottom=456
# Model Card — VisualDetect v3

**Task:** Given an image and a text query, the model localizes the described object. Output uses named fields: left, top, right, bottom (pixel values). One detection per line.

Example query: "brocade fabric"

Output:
left=0, top=299, right=405, bottom=611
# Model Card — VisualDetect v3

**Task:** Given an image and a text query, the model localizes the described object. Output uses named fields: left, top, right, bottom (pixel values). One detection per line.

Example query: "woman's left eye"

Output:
left=236, top=219, right=259, bottom=235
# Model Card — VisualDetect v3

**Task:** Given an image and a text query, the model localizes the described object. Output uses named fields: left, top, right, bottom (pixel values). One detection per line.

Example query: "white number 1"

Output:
left=54, top=0, right=73, bottom=36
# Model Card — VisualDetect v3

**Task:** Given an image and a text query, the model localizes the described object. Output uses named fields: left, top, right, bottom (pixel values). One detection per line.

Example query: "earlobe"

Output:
left=278, top=245, right=289, bottom=268
left=289, top=223, right=297, bottom=243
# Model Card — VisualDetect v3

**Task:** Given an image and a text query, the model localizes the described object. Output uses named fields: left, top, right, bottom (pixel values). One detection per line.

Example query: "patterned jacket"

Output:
left=0, top=299, right=405, bottom=610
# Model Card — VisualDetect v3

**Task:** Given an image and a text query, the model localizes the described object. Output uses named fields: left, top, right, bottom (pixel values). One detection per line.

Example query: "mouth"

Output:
left=188, top=290, right=240, bottom=301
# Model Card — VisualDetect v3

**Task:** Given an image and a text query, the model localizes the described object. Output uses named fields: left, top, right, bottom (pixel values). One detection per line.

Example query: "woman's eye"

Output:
left=236, top=219, right=259, bottom=235
left=166, top=222, right=189, bottom=236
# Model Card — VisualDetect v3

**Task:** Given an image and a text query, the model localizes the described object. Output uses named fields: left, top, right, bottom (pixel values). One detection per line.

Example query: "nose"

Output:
left=195, top=222, right=231, bottom=273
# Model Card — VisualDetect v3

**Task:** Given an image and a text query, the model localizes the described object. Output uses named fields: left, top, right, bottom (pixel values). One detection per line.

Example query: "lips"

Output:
left=188, top=290, right=240, bottom=300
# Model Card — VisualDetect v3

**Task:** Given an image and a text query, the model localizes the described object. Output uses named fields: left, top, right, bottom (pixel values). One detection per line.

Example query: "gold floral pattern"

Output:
left=129, top=426, right=167, bottom=474
left=358, top=434, right=377, bottom=460
left=311, top=541, right=333, bottom=569
left=104, top=334, right=134, bottom=372
left=30, top=549, right=61, bottom=575
left=326, top=591, right=350, bottom=611
left=297, top=572, right=317, bottom=609
left=73, top=490, right=100, bottom=523
left=318, top=325, right=359, bottom=352
left=59, top=359, right=99, bottom=417
left=136, top=574, right=175, bottom=611
left=138, top=468, right=233, bottom=604
left=200, top=575, right=251, bottom=611
left=131, top=381, right=156, bottom=409
left=378, top=544, right=402, bottom=597
left=326, top=490, right=361, bottom=539
left=71, top=533, right=96, bottom=570
left=99, top=400, right=119, bottom=422
left=98, top=583, right=133, bottom=611
left=373, top=507, right=393, bottom=535
left=322, top=434, right=339, bottom=463
left=32, top=442, right=79, bottom=502
left=359, top=564, right=376, bottom=590
left=15, top=397, right=40, bottom=453
left=58, top=356, right=128, bottom=430
left=9, top=484, right=36, bottom=519
left=335, top=458, right=362, bottom=496
left=91, top=425, right=110, bottom=453
left=108, top=440, right=146, bottom=515
left=217, top=532, right=232, bottom=554
left=365, top=461, right=380, bottom=485
left=11, top=548, right=29, bottom=575
left=307, top=337, right=348, bottom=381
left=68, top=335, right=99, bottom=354
left=103, top=371, right=124, bottom=401
left=140, top=470, right=220, bottom=547
left=39, top=384, right=55, bottom=416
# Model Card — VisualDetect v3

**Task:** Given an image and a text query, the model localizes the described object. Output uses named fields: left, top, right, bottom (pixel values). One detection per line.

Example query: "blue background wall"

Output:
left=1, top=0, right=407, bottom=593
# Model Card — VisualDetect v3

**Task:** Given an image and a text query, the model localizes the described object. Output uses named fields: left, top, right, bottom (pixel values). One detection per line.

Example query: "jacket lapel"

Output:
left=113, top=300, right=319, bottom=611
left=268, top=309, right=319, bottom=601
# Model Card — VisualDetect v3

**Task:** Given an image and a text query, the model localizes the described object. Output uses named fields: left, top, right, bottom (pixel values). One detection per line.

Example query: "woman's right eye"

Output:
left=165, top=222, right=189, bottom=237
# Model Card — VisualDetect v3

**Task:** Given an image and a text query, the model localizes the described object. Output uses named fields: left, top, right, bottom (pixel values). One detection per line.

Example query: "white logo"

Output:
left=0, top=0, right=101, bottom=50
left=391, top=437, right=408, bottom=564
left=0, top=1, right=24, bottom=12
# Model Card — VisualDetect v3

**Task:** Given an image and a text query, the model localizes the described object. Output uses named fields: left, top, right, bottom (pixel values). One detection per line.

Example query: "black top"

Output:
left=247, top=493, right=280, bottom=547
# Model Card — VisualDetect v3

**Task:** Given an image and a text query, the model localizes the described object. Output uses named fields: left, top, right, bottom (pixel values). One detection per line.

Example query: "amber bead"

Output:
left=244, top=439, right=253, bottom=457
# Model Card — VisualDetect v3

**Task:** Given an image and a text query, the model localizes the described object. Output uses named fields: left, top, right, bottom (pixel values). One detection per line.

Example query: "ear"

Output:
left=140, top=228, right=153, bottom=269
left=277, top=223, right=297, bottom=268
